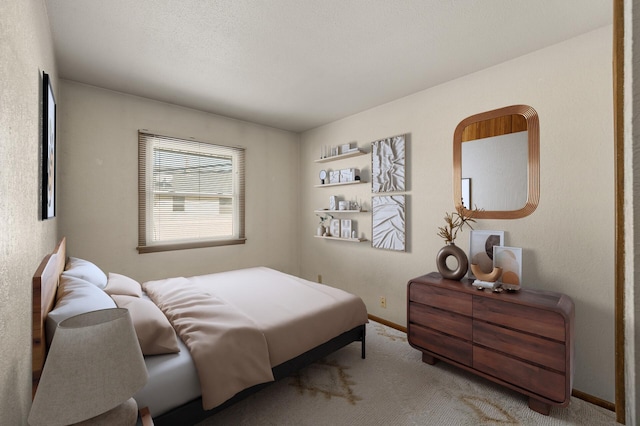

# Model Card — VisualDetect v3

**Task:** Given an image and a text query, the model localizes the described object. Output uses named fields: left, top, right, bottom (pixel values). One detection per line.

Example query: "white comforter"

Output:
left=142, top=267, right=368, bottom=410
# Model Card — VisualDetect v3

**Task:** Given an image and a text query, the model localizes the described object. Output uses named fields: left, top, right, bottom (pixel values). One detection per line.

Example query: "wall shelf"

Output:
left=314, top=235, right=367, bottom=243
left=314, top=149, right=367, bottom=163
left=314, top=180, right=367, bottom=188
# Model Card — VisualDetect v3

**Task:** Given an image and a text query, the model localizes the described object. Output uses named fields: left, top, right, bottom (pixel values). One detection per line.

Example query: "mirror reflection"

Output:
left=453, top=105, right=539, bottom=220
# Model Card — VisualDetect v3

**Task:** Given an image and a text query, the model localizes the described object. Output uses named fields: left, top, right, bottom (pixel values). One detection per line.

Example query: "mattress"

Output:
left=133, top=336, right=200, bottom=417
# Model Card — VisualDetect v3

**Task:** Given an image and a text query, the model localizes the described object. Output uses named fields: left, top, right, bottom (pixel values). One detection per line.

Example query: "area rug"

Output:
left=196, top=321, right=617, bottom=425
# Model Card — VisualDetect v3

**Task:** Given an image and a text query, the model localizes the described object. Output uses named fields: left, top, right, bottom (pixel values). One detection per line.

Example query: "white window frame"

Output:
left=138, top=131, right=245, bottom=253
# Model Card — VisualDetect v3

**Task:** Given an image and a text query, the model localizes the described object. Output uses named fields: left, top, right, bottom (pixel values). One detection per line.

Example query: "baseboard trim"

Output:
left=368, top=314, right=406, bottom=333
left=572, top=389, right=615, bottom=412
left=368, top=314, right=615, bottom=413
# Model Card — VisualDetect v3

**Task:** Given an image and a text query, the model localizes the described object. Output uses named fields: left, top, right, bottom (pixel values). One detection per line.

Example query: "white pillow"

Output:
left=104, top=273, right=142, bottom=298
left=62, top=257, right=108, bottom=289
left=46, top=275, right=116, bottom=346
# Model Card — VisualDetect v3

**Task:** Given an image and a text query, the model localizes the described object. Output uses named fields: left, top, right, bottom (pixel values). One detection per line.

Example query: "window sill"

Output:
left=137, top=238, right=246, bottom=254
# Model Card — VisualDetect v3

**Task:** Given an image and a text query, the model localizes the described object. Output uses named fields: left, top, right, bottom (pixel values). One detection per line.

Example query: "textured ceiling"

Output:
left=44, top=1, right=612, bottom=133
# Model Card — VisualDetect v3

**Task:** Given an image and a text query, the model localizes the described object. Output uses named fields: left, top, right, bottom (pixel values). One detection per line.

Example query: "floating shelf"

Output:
left=314, top=149, right=367, bottom=163
left=314, top=235, right=368, bottom=243
left=314, top=209, right=368, bottom=214
left=314, top=180, right=367, bottom=188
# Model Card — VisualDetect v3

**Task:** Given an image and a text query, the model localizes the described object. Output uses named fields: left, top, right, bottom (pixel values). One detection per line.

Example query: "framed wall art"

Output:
left=371, top=134, right=405, bottom=193
left=494, top=246, right=522, bottom=290
left=371, top=195, right=405, bottom=251
left=468, top=230, right=504, bottom=278
left=42, top=72, right=56, bottom=220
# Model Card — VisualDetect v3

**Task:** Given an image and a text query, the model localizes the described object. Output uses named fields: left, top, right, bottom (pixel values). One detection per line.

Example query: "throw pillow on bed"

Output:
left=62, top=257, right=108, bottom=289
left=104, top=272, right=143, bottom=298
left=46, top=275, right=117, bottom=346
left=110, top=295, right=180, bottom=356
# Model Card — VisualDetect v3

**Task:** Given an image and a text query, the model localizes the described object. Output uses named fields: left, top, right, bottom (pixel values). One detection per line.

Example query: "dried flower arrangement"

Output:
left=317, top=213, right=334, bottom=226
left=437, top=205, right=480, bottom=244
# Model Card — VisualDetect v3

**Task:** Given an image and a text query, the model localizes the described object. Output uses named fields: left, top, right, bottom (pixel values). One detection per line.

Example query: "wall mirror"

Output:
left=453, top=104, right=539, bottom=219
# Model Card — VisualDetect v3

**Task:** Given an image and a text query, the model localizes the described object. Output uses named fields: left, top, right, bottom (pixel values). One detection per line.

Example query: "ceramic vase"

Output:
left=436, top=242, right=469, bottom=280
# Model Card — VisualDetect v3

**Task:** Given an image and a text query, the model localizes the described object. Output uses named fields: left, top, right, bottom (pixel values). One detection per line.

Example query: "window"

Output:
left=138, top=131, right=245, bottom=253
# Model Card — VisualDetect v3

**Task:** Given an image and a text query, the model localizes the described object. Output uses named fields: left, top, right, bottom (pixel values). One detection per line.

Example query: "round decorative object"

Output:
left=319, top=170, right=327, bottom=184
left=470, top=263, right=502, bottom=282
left=436, top=243, right=469, bottom=280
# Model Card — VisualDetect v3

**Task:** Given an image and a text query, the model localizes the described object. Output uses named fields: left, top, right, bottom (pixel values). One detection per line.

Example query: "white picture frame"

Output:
left=494, top=246, right=522, bottom=289
left=341, top=219, right=352, bottom=239
left=329, top=219, right=341, bottom=238
left=468, top=230, right=504, bottom=278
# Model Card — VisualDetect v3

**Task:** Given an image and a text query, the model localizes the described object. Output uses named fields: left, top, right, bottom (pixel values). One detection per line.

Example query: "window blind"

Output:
left=138, top=131, right=245, bottom=253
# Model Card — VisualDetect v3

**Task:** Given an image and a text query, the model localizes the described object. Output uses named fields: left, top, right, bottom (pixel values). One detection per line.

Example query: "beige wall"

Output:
left=57, top=81, right=301, bottom=283
left=0, top=0, right=59, bottom=423
left=300, top=27, right=615, bottom=402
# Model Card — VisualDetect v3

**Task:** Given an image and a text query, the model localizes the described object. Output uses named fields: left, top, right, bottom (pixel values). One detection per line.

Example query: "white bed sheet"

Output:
left=132, top=294, right=201, bottom=418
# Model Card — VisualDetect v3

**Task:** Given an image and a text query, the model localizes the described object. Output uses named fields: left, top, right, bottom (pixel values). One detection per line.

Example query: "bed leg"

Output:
left=361, top=325, right=366, bottom=359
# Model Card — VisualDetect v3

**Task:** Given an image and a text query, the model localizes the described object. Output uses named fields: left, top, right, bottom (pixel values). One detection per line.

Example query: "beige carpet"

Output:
left=196, top=321, right=618, bottom=425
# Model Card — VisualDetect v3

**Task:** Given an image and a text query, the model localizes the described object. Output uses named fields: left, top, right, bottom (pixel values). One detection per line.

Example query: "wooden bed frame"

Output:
left=32, top=237, right=67, bottom=395
left=32, top=238, right=366, bottom=425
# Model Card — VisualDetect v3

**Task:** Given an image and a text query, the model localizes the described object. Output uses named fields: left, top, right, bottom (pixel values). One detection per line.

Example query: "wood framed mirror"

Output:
left=453, top=104, right=540, bottom=219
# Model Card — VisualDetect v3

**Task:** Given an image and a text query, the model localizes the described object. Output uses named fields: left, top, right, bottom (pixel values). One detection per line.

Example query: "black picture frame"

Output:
left=42, top=72, right=56, bottom=220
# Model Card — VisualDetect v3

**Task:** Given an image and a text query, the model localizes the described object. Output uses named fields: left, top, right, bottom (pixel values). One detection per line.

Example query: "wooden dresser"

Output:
left=407, top=272, right=574, bottom=415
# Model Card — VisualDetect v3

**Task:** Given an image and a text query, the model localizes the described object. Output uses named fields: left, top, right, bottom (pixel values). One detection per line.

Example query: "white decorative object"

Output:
left=372, top=195, right=405, bottom=251
left=338, top=201, right=347, bottom=210
left=341, top=219, right=352, bottom=239
left=340, top=168, right=359, bottom=183
left=329, top=196, right=337, bottom=210
left=319, top=169, right=327, bottom=184
left=329, top=170, right=340, bottom=184
left=372, top=134, right=406, bottom=193
left=340, top=142, right=356, bottom=154
left=330, top=219, right=341, bottom=238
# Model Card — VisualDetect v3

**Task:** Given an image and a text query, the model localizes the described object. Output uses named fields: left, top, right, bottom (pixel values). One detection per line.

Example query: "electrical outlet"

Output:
left=380, top=296, right=386, bottom=308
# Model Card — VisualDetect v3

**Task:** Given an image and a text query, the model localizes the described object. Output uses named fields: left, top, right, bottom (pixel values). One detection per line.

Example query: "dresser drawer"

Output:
left=409, top=323, right=472, bottom=367
left=473, top=297, right=565, bottom=341
left=473, top=346, right=567, bottom=403
left=409, top=283, right=472, bottom=316
left=473, top=320, right=566, bottom=372
left=409, top=302, right=472, bottom=341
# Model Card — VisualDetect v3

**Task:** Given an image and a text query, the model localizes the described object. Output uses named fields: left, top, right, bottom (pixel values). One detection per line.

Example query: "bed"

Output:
left=32, top=238, right=368, bottom=425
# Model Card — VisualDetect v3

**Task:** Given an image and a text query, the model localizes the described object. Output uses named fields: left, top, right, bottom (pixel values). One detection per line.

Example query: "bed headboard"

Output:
left=32, top=237, right=66, bottom=396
